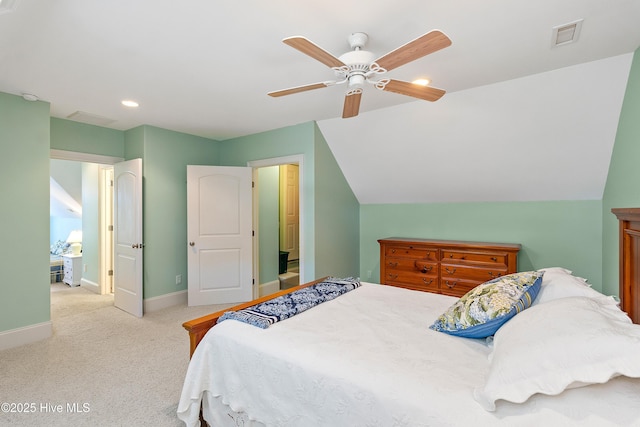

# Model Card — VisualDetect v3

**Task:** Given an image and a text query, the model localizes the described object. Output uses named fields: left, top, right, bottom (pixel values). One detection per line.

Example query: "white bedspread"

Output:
left=178, top=282, right=640, bottom=427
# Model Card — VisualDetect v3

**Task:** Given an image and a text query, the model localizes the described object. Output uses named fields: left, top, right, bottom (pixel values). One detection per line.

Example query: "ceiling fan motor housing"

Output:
left=337, top=50, right=377, bottom=89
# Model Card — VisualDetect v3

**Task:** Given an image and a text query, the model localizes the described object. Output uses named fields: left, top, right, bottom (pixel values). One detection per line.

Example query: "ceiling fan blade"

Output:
left=381, top=79, right=446, bottom=102
left=268, top=82, right=333, bottom=97
left=374, top=30, right=452, bottom=72
left=342, top=92, right=362, bottom=118
left=283, top=36, right=346, bottom=68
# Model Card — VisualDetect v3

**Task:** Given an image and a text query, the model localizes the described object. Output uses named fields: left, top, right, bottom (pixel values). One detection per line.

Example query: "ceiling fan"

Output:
left=268, top=30, right=452, bottom=118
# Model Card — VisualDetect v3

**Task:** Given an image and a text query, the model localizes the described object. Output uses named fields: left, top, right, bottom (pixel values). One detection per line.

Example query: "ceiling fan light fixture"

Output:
left=412, top=78, right=431, bottom=86
left=348, top=74, right=366, bottom=89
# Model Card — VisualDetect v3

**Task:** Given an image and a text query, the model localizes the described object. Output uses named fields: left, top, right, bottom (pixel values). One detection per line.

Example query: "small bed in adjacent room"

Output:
left=49, top=240, right=69, bottom=283
left=50, top=254, right=63, bottom=283
left=177, top=209, right=640, bottom=427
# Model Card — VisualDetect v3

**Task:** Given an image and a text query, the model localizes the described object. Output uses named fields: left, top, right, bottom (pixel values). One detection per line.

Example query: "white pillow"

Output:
left=473, top=296, right=640, bottom=411
left=533, top=267, right=607, bottom=305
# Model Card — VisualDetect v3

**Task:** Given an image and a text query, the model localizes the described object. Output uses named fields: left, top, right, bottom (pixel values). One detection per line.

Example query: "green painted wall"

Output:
left=124, top=126, right=144, bottom=159
left=220, top=122, right=317, bottom=281
left=133, top=126, right=220, bottom=298
left=0, top=92, right=51, bottom=332
left=603, top=48, right=640, bottom=296
left=81, top=163, right=100, bottom=285
left=313, top=125, right=360, bottom=278
left=360, top=200, right=603, bottom=289
left=51, top=117, right=124, bottom=157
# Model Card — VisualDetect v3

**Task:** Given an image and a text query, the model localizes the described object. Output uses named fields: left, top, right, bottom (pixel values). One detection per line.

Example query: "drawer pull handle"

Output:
left=388, top=273, right=398, bottom=280
left=388, top=262, right=398, bottom=268
left=391, top=249, right=396, bottom=253
left=488, top=272, right=500, bottom=278
left=422, top=278, right=433, bottom=285
left=445, top=267, right=457, bottom=274
left=449, top=254, right=465, bottom=260
left=445, top=280, right=457, bottom=288
left=491, top=257, right=497, bottom=262
left=414, top=261, right=432, bottom=273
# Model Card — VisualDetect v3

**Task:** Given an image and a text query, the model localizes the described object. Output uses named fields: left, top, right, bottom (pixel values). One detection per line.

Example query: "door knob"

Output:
left=132, top=244, right=139, bottom=249
left=189, top=242, right=195, bottom=247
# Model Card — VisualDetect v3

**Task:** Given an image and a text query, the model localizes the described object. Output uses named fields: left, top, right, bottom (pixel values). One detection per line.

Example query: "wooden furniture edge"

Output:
left=612, top=208, right=640, bottom=324
left=377, top=237, right=521, bottom=252
left=183, top=277, right=328, bottom=357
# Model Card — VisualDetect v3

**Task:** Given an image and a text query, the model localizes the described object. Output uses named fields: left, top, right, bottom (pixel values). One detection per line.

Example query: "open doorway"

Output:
left=277, top=164, right=300, bottom=291
left=50, top=150, right=122, bottom=298
left=249, top=155, right=303, bottom=298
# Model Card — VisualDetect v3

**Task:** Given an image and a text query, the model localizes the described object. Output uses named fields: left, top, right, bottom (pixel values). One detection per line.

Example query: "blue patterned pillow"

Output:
left=50, top=240, right=70, bottom=255
left=430, top=271, right=543, bottom=338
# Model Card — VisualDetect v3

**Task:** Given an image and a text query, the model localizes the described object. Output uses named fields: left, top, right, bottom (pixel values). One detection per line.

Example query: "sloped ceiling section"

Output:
left=50, top=177, right=82, bottom=218
left=50, top=159, right=82, bottom=218
left=317, top=54, right=632, bottom=204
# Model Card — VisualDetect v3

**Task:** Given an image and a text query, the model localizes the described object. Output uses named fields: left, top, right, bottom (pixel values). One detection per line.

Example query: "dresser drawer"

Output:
left=384, top=269, right=437, bottom=286
left=439, top=278, right=478, bottom=297
left=441, top=263, right=507, bottom=282
left=384, top=258, right=437, bottom=274
left=385, top=245, right=438, bottom=261
left=385, top=273, right=439, bottom=293
left=441, top=250, right=507, bottom=266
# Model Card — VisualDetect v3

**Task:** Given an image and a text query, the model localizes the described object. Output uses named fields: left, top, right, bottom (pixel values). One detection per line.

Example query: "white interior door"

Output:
left=187, top=165, right=253, bottom=306
left=113, top=158, right=143, bottom=317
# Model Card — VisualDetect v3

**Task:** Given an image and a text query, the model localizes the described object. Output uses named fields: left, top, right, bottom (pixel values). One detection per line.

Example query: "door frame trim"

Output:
left=50, top=149, right=123, bottom=165
left=248, top=155, right=304, bottom=299
left=50, top=150, right=122, bottom=296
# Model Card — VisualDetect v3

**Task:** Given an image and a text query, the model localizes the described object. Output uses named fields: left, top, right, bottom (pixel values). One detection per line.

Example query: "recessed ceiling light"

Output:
left=412, top=78, right=431, bottom=86
left=121, top=100, right=139, bottom=108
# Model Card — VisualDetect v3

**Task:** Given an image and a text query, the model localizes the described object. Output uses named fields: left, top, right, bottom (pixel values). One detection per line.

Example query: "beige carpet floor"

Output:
left=0, top=283, right=232, bottom=426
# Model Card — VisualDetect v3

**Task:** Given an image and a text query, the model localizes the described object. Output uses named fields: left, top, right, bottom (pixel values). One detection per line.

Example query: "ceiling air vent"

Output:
left=67, top=111, right=116, bottom=127
left=552, top=19, right=583, bottom=47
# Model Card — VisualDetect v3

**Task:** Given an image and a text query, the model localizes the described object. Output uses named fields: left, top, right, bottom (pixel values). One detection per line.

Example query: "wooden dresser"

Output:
left=378, top=238, right=521, bottom=297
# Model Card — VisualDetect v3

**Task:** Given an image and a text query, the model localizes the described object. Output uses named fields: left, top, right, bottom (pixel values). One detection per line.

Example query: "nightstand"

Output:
left=62, top=254, right=82, bottom=287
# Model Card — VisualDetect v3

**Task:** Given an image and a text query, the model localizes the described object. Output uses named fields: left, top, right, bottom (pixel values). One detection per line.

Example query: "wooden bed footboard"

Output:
left=183, top=277, right=327, bottom=357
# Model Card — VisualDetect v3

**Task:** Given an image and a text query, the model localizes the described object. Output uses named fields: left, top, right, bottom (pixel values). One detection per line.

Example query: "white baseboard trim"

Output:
left=144, top=290, right=187, bottom=313
left=0, top=321, right=52, bottom=351
left=80, top=278, right=100, bottom=294
left=259, top=280, right=280, bottom=298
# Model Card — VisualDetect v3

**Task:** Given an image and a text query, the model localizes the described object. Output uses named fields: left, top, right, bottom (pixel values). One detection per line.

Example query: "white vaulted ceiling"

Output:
left=1, top=0, right=639, bottom=203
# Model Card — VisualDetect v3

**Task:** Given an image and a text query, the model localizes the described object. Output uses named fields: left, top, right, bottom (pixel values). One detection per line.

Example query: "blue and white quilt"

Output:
left=218, top=277, right=360, bottom=328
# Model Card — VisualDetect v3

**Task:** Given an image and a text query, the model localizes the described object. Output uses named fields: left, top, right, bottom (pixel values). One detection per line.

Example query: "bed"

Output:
left=49, top=240, right=68, bottom=283
left=50, top=254, right=63, bottom=283
left=178, top=211, right=640, bottom=427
